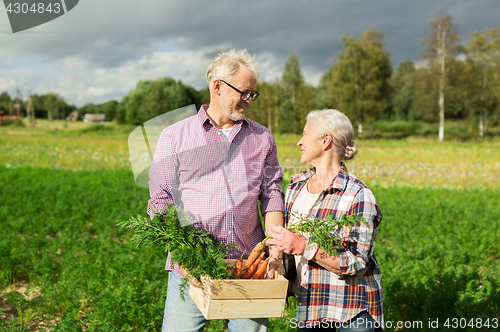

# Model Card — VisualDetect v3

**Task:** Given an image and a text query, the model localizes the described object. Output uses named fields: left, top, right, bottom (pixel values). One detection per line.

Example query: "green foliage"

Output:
left=326, top=27, right=392, bottom=137
left=24, top=92, right=75, bottom=121
left=122, top=77, right=201, bottom=125
left=102, top=100, right=118, bottom=122
left=115, top=96, right=128, bottom=124
left=389, top=60, right=417, bottom=121
left=0, top=166, right=166, bottom=331
left=248, top=80, right=279, bottom=131
left=273, top=53, right=316, bottom=134
left=118, top=207, right=237, bottom=298
left=0, top=119, right=25, bottom=127
left=376, top=186, right=500, bottom=331
left=283, top=212, right=365, bottom=257
left=0, top=92, right=12, bottom=113
left=76, top=100, right=119, bottom=122
left=1, top=162, right=500, bottom=330
left=278, top=53, right=305, bottom=134
left=79, top=123, right=113, bottom=133
left=369, top=120, right=485, bottom=140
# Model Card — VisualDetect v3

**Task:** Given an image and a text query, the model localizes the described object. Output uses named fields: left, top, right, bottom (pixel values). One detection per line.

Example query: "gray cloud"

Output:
left=0, top=0, right=499, bottom=106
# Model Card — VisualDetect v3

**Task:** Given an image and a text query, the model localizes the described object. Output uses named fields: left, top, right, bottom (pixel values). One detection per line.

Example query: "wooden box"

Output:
left=188, top=259, right=289, bottom=320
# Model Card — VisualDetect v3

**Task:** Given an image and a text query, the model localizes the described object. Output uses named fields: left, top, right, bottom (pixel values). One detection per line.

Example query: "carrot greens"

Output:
left=118, top=205, right=237, bottom=297
left=266, top=212, right=367, bottom=257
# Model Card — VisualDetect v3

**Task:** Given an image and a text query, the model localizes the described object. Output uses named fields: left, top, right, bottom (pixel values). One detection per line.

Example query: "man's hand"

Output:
left=265, top=225, right=306, bottom=255
left=266, top=258, right=284, bottom=279
left=180, top=266, right=200, bottom=287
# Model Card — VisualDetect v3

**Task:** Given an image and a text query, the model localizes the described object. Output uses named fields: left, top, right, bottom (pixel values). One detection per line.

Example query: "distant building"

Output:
left=83, top=113, right=105, bottom=123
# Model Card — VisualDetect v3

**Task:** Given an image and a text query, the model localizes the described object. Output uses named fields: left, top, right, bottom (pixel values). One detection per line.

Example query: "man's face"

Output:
left=219, top=66, right=257, bottom=121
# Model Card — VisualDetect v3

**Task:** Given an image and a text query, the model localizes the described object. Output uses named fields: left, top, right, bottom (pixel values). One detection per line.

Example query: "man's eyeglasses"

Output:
left=220, top=80, right=260, bottom=101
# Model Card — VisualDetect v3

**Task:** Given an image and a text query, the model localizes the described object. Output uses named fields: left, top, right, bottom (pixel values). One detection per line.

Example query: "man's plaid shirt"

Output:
left=285, top=164, right=383, bottom=325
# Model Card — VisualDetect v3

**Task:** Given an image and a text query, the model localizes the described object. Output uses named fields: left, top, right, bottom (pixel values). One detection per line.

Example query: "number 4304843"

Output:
left=6, top=2, right=61, bottom=14
left=444, top=318, right=498, bottom=329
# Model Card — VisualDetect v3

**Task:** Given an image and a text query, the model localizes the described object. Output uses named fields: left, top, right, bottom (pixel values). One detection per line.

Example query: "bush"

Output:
left=371, top=121, right=434, bottom=139
left=369, top=120, right=499, bottom=140
left=79, top=124, right=113, bottom=133
left=0, top=119, right=26, bottom=127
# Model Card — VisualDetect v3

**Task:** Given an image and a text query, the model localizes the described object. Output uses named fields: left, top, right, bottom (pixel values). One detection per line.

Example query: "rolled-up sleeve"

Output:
left=259, top=135, right=284, bottom=215
left=338, top=188, right=382, bottom=277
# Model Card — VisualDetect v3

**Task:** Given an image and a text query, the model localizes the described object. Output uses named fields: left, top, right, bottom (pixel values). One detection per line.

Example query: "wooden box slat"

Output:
left=188, top=259, right=289, bottom=319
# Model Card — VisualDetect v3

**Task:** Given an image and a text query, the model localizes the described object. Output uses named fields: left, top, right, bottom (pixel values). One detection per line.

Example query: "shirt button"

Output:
left=228, top=231, right=232, bottom=235
left=228, top=205, right=232, bottom=209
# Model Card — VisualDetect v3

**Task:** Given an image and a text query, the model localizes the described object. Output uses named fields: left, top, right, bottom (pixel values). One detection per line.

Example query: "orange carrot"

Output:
left=251, top=256, right=271, bottom=279
left=240, top=252, right=265, bottom=279
left=243, top=242, right=265, bottom=271
left=235, top=254, right=244, bottom=277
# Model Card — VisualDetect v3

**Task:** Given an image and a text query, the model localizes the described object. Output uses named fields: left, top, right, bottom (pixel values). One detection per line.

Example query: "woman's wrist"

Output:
left=271, top=248, right=283, bottom=261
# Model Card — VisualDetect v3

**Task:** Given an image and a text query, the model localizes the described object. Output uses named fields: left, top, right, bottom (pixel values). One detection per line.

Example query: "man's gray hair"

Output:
left=206, top=49, right=259, bottom=89
left=306, top=109, right=358, bottom=160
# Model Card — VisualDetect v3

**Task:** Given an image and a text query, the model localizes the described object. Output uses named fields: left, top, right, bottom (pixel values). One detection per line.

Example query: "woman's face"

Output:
left=297, top=120, right=324, bottom=165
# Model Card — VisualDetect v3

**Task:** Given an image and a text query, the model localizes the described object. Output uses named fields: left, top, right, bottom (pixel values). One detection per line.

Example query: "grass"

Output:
left=0, top=166, right=165, bottom=331
left=279, top=135, right=500, bottom=189
left=2, top=120, right=500, bottom=189
left=376, top=186, right=500, bottom=330
left=1, top=119, right=499, bottom=331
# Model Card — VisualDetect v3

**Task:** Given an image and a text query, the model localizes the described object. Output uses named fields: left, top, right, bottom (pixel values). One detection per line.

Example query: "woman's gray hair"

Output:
left=206, top=49, right=259, bottom=89
left=306, top=109, right=358, bottom=160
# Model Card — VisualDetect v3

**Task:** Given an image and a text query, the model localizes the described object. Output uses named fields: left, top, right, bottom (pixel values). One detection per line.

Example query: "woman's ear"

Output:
left=323, top=133, right=333, bottom=150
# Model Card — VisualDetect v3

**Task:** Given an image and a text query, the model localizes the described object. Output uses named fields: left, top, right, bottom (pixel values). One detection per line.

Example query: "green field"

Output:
left=1, top=120, right=499, bottom=331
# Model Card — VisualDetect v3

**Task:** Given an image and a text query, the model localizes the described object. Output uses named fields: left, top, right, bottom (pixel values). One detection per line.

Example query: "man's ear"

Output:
left=212, top=79, right=222, bottom=97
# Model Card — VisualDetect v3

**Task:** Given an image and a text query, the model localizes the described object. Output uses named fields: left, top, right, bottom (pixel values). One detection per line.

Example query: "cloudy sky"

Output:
left=1, top=0, right=499, bottom=107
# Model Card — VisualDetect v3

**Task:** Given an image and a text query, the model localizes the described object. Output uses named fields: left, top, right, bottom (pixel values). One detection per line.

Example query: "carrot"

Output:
left=243, top=241, right=265, bottom=271
left=235, top=254, right=244, bottom=277
left=251, top=256, right=271, bottom=279
left=240, top=252, right=265, bottom=279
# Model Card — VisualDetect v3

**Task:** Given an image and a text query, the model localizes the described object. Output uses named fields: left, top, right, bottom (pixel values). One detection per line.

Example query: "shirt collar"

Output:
left=290, top=162, right=349, bottom=193
left=197, top=104, right=248, bottom=128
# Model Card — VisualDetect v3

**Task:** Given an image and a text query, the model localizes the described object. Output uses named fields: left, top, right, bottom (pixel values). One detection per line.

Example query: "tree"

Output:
left=328, top=27, right=392, bottom=138
left=115, top=96, right=128, bottom=124
left=445, top=57, right=471, bottom=121
left=420, top=11, right=462, bottom=141
left=123, top=77, right=201, bottom=125
left=390, top=60, right=417, bottom=121
left=413, top=65, right=439, bottom=123
left=466, top=25, right=500, bottom=137
left=102, top=100, right=118, bottom=122
left=249, top=80, right=279, bottom=131
left=278, top=53, right=305, bottom=134
left=198, top=87, right=210, bottom=106
left=316, top=70, right=332, bottom=110
left=0, top=92, right=12, bottom=114
left=43, top=93, right=67, bottom=120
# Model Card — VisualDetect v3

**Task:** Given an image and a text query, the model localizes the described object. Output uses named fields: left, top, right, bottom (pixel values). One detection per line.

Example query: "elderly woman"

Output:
left=266, top=109, right=383, bottom=331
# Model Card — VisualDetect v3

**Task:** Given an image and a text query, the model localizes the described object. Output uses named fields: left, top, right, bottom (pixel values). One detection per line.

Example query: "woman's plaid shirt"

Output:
left=285, top=164, right=383, bottom=325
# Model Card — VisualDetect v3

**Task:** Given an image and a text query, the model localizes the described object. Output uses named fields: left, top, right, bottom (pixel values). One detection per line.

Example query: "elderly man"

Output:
left=148, top=49, right=284, bottom=332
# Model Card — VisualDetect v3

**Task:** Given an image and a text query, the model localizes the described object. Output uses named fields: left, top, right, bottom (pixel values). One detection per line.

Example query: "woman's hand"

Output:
left=265, top=225, right=306, bottom=255
left=266, top=258, right=284, bottom=279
